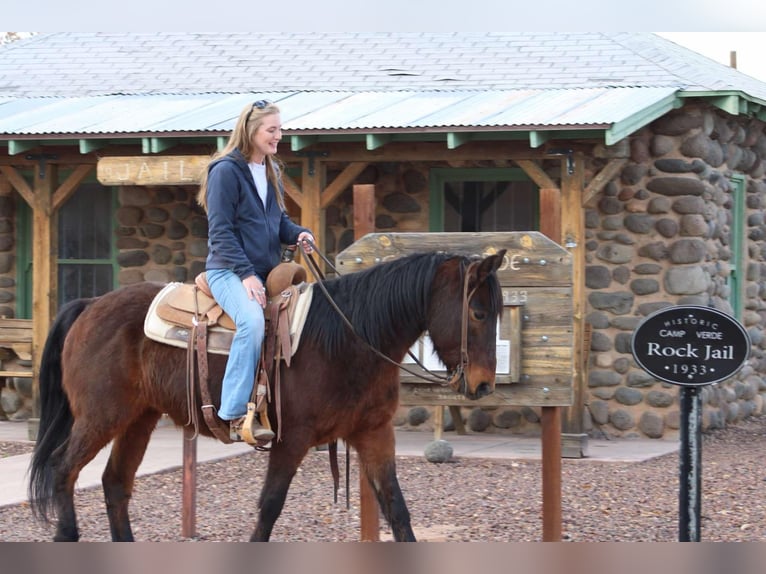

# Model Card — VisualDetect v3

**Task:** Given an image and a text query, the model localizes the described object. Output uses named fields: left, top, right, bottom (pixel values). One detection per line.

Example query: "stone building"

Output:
left=1, top=33, right=765, bottom=448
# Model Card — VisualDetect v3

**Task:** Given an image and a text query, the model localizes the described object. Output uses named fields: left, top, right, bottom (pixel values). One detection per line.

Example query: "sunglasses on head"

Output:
left=246, top=100, right=271, bottom=123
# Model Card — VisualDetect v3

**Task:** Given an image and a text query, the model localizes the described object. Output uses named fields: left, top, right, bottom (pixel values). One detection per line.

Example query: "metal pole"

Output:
left=678, top=386, right=702, bottom=542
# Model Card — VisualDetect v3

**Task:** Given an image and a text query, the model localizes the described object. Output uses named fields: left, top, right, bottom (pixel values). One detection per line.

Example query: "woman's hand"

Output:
left=297, top=231, right=315, bottom=254
left=243, top=276, right=267, bottom=308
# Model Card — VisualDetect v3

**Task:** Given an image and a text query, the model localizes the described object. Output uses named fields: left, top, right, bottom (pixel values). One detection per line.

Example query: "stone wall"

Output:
left=583, top=103, right=766, bottom=438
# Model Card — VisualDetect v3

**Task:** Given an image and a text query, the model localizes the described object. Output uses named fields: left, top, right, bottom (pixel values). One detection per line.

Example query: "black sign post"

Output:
left=631, top=305, right=750, bottom=542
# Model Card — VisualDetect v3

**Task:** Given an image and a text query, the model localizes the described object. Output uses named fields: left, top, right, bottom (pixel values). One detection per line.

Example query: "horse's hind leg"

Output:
left=354, top=425, right=416, bottom=542
left=50, top=420, right=115, bottom=541
left=102, top=410, right=162, bottom=541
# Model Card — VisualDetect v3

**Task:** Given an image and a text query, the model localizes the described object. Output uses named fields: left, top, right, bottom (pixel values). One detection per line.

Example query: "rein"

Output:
left=300, top=239, right=476, bottom=390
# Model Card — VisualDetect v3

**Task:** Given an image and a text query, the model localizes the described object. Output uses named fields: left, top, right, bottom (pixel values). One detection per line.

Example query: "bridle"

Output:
left=300, top=239, right=479, bottom=391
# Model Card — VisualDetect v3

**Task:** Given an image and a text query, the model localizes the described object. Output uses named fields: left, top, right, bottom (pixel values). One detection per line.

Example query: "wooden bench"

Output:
left=0, top=318, right=33, bottom=379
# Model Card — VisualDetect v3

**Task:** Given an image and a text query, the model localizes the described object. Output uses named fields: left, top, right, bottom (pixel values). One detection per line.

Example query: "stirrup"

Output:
left=232, top=402, right=274, bottom=444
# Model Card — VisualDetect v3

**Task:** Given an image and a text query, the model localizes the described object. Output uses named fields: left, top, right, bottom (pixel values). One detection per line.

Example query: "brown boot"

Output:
left=229, top=406, right=274, bottom=444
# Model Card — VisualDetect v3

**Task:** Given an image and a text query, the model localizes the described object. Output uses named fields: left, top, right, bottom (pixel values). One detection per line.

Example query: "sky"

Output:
left=656, top=32, right=766, bottom=83
left=3, top=0, right=766, bottom=32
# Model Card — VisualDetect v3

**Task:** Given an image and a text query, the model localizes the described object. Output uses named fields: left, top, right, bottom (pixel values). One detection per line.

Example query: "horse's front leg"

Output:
left=354, top=425, right=416, bottom=542
left=250, top=441, right=307, bottom=541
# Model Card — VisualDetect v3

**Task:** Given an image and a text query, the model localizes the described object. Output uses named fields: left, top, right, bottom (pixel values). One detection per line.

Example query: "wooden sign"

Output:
left=336, top=232, right=574, bottom=408
left=97, top=155, right=209, bottom=186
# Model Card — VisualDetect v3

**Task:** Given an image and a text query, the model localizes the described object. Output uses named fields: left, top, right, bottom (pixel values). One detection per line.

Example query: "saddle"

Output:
left=143, top=262, right=312, bottom=444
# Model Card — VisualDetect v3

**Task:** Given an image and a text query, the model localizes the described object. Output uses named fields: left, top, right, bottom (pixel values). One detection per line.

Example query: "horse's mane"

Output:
left=303, top=252, right=454, bottom=358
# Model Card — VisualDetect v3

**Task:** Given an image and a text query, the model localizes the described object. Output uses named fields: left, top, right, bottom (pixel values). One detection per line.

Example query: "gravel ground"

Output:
left=1, top=416, right=765, bottom=542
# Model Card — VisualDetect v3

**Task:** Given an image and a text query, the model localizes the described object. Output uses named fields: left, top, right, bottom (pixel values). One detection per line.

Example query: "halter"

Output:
left=301, top=239, right=478, bottom=391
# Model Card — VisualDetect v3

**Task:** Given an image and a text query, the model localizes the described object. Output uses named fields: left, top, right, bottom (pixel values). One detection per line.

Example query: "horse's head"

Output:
left=427, top=250, right=505, bottom=400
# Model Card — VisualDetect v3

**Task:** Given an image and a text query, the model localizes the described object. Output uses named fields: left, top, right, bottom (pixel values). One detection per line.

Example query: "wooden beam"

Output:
left=290, top=135, right=318, bottom=152
left=320, top=162, right=369, bottom=208
left=353, top=183, right=379, bottom=542
left=282, top=173, right=303, bottom=209
left=529, top=131, right=551, bottom=148
left=515, top=159, right=558, bottom=190
left=8, top=140, right=37, bottom=155
left=353, top=184, right=376, bottom=239
left=366, top=134, right=391, bottom=150
left=299, top=159, right=323, bottom=272
left=447, top=132, right=472, bottom=149
left=79, top=139, right=105, bottom=154
left=31, top=164, right=58, bottom=420
left=541, top=406, right=562, bottom=541
left=0, top=165, right=35, bottom=207
left=539, top=188, right=561, bottom=243
left=281, top=141, right=553, bottom=163
left=582, top=158, right=627, bottom=206
left=150, top=138, right=176, bottom=154
left=52, top=164, right=94, bottom=211
left=560, top=154, right=586, bottom=445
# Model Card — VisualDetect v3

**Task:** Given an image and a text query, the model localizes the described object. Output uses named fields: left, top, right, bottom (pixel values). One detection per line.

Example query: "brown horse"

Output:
left=28, top=250, right=505, bottom=541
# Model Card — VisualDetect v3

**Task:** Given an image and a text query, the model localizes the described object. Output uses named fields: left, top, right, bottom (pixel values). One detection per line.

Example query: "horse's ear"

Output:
left=471, top=249, right=506, bottom=286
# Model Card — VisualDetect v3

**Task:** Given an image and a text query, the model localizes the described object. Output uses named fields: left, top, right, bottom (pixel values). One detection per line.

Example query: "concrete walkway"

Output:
left=0, top=420, right=679, bottom=509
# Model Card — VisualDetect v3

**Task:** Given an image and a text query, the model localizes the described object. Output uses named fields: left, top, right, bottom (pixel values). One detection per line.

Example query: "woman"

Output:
left=197, top=100, right=315, bottom=444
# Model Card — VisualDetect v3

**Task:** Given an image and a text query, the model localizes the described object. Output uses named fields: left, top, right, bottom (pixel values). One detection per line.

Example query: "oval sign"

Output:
left=631, top=305, right=750, bottom=386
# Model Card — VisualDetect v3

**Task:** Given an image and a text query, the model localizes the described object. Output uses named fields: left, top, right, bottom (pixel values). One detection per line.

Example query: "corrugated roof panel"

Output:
left=0, top=88, right=681, bottom=136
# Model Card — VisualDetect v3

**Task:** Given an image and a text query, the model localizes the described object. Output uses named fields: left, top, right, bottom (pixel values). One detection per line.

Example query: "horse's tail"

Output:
left=28, top=297, right=94, bottom=522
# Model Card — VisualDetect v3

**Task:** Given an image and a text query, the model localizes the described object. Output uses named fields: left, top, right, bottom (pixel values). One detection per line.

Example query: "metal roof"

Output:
left=1, top=32, right=765, bottom=149
left=0, top=88, right=679, bottom=137
left=2, top=32, right=766, bottom=99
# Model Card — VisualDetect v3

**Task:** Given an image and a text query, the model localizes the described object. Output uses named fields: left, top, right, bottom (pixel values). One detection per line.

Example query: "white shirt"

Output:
left=248, top=161, right=268, bottom=206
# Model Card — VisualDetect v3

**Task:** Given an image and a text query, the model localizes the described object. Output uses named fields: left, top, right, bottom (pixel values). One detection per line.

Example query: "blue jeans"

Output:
left=206, top=268, right=266, bottom=420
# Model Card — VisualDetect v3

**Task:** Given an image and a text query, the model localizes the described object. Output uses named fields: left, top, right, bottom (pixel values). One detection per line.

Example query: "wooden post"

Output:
left=31, top=164, right=57, bottom=421
left=300, top=158, right=324, bottom=270
left=541, top=405, right=562, bottom=541
left=352, top=184, right=380, bottom=542
left=182, top=426, right=197, bottom=538
left=560, top=154, right=588, bottom=457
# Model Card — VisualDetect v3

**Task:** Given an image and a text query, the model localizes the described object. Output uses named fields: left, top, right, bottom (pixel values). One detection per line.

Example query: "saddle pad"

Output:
left=144, top=283, right=234, bottom=355
left=144, top=282, right=314, bottom=356
left=289, top=283, right=313, bottom=356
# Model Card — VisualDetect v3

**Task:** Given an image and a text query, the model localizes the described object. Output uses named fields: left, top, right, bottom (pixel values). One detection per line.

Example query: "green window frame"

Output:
left=428, top=167, right=539, bottom=232
left=729, top=174, right=745, bottom=319
left=16, top=180, right=118, bottom=317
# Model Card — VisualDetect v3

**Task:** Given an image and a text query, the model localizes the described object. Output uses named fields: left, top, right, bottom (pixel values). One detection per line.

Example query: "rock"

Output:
left=407, top=406, right=429, bottom=426
left=424, top=440, right=453, bottom=463
left=467, top=408, right=491, bottom=432
left=646, top=176, right=706, bottom=196
left=639, top=411, right=665, bottom=438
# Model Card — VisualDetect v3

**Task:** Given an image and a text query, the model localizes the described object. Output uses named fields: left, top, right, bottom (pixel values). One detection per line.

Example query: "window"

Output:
left=429, top=168, right=538, bottom=232
left=16, top=181, right=117, bottom=316
left=57, top=183, right=117, bottom=305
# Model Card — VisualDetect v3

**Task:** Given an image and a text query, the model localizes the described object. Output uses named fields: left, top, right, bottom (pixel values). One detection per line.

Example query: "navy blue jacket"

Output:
left=205, top=149, right=309, bottom=280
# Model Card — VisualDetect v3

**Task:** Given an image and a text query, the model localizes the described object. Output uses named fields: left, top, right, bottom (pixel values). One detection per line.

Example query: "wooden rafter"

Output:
left=515, top=159, right=558, bottom=190
left=582, top=158, right=627, bottom=206
left=52, top=165, right=94, bottom=211
left=0, top=166, right=34, bottom=207
left=282, top=173, right=303, bottom=208
left=320, top=162, right=369, bottom=208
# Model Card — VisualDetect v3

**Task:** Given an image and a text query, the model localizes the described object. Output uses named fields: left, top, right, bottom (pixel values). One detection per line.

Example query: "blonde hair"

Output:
left=197, top=100, right=285, bottom=212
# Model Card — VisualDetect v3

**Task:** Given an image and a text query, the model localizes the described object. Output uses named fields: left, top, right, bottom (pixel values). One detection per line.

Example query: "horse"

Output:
left=28, top=249, right=505, bottom=542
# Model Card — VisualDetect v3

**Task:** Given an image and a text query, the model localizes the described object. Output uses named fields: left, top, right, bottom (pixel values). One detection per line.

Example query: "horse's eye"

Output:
left=471, top=308, right=487, bottom=321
